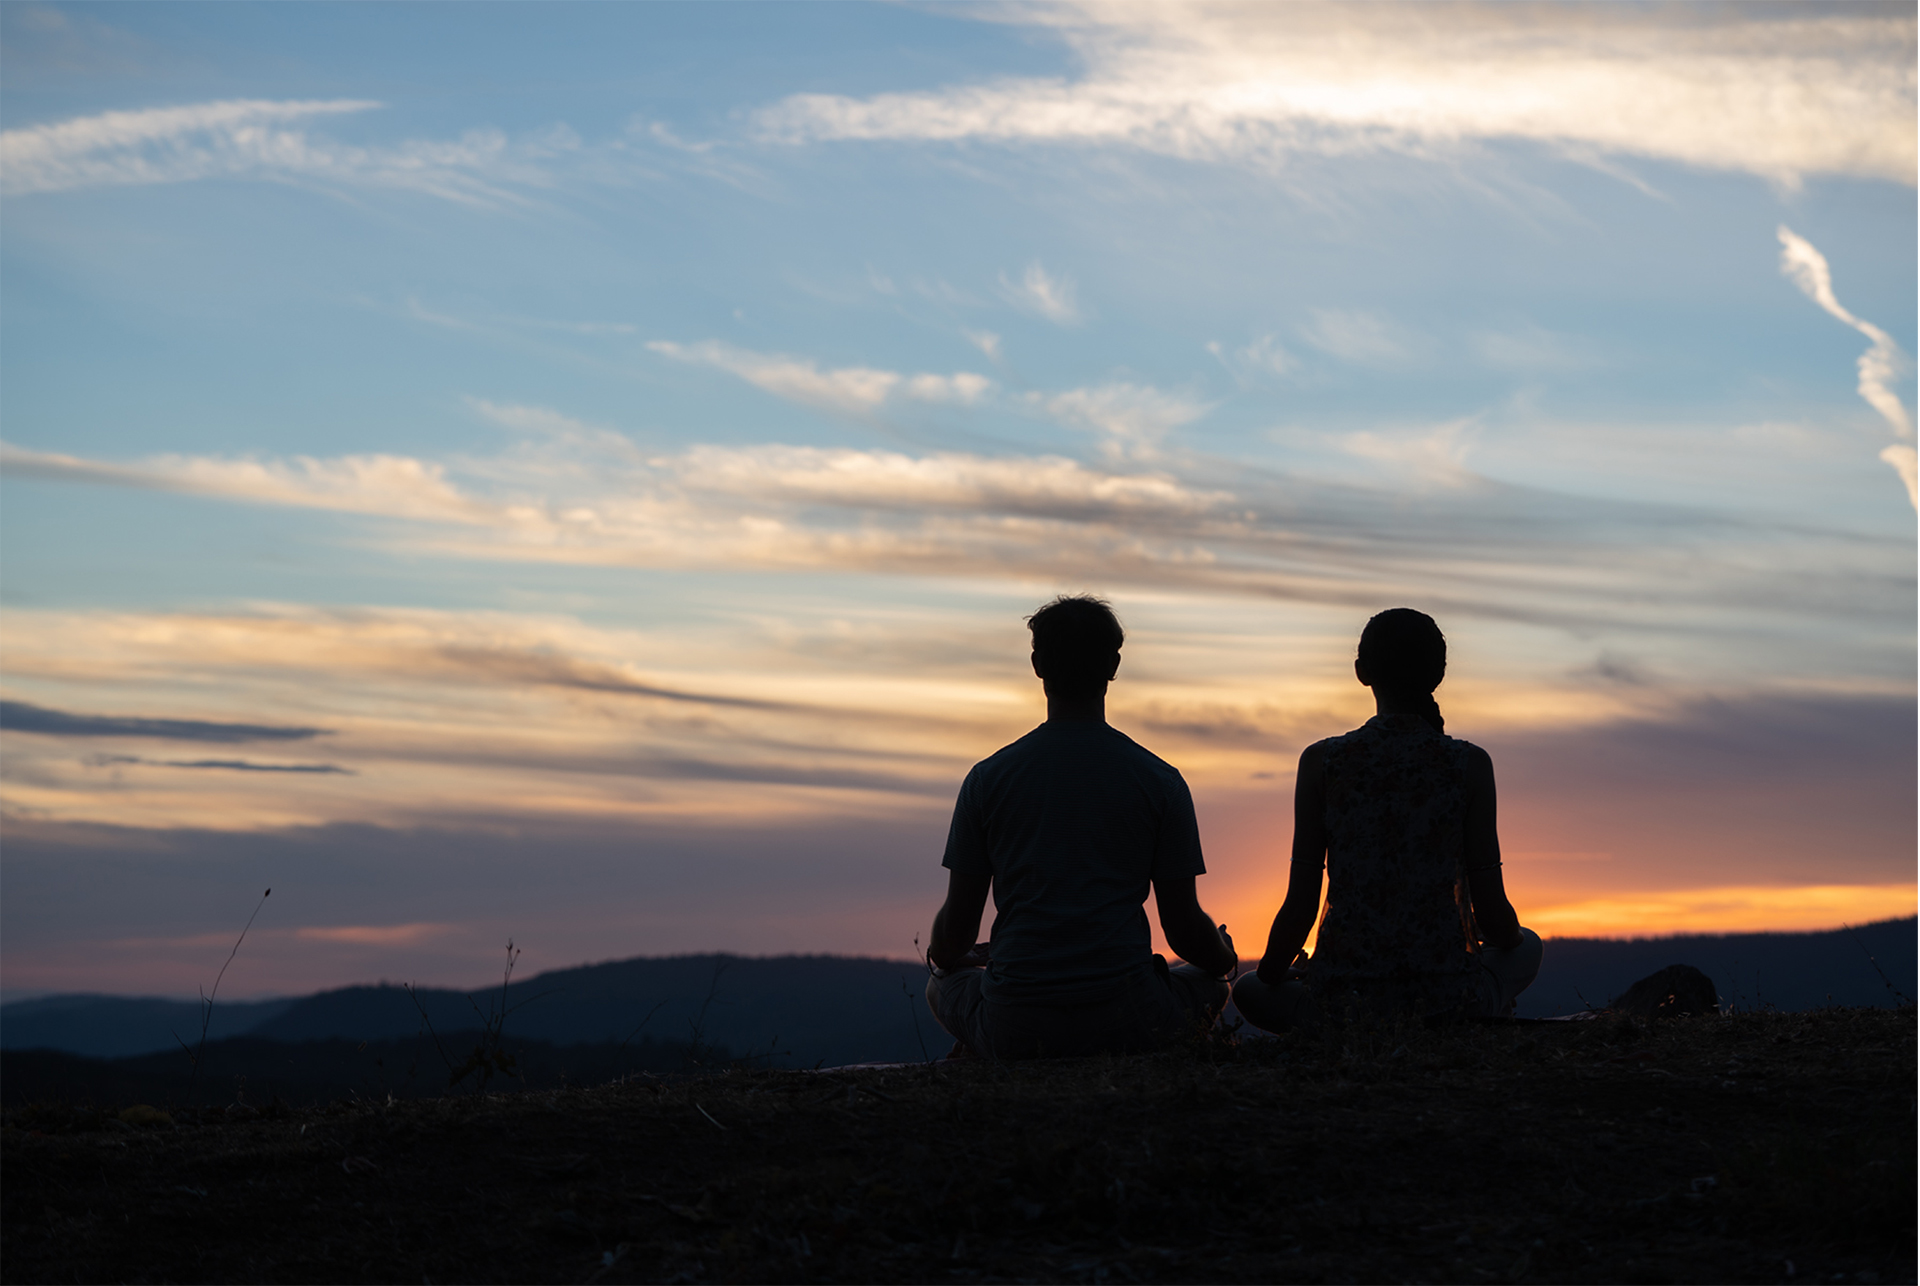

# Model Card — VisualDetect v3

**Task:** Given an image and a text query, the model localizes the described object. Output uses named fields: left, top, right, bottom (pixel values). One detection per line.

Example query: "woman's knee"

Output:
left=1231, top=972, right=1312, bottom=1033
left=1484, top=926, right=1544, bottom=997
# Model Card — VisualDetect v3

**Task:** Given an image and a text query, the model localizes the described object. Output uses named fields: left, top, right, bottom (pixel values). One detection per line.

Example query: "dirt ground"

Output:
left=4, top=1007, right=1912, bottom=1285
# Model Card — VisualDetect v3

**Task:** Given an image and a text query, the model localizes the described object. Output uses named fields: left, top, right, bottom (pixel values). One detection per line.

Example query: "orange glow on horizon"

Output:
left=1149, top=882, right=1917, bottom=965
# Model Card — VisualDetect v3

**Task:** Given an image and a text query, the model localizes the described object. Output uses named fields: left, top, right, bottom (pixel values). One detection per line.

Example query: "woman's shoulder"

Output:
left=1300, top=731, right=1352, bottom=764
left=1442, top=736, right=1495, bottom=780
left=1443, top=734, right=1490, bottom=760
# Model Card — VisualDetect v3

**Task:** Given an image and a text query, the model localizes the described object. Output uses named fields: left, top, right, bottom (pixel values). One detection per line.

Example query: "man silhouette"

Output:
left=925, top=595, right=1237, bottom=1059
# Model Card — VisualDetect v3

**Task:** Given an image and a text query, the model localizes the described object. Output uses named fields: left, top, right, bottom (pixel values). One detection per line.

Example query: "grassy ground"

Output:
left=3, top=1007, right=1912, bottom=1285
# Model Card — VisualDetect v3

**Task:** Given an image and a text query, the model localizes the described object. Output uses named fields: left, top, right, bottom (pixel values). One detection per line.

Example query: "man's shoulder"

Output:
left=1097, top=726, right=1196, bottom=801
left=968, top=723, right=1187, bottom=783
left=966, top=725, right=1050, bottom=778
left=1102, top=724, right=1179, bottom=769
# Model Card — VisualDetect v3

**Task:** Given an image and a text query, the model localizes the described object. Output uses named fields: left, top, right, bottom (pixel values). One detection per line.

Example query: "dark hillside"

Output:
left=5, top=954, right=941, bottom=1070
left=3, top=1007, right=1910, bottom=1284
left=0, top=994, right=298, bottom=1059
left=7, top=921, right=1912, bottom=1072
left=1517, top=917, right=1915, bottom=1017
left=242, top=953, right=939, bottom=1069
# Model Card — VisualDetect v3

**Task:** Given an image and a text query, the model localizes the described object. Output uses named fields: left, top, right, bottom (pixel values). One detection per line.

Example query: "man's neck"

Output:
left=1045, top=693, right=1106, bottom=723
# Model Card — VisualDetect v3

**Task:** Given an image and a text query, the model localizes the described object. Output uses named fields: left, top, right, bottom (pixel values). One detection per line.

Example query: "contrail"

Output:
left=1777, top=226, right=1916, bottom=509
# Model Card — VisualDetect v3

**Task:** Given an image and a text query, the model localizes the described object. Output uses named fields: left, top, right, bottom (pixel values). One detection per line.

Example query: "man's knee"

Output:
left=1164, top=963, right=1230, bottom=1022
left=926, top=968, right=984, bottom=1041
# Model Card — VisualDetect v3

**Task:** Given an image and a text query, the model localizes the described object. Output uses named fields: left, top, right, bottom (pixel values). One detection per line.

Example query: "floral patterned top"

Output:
left=1307, top=713, right=1483, bottom=1018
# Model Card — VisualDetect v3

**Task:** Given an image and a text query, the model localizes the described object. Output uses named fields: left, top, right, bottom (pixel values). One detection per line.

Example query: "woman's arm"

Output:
left=1463, top=745, right=1522, bottom=951
left=1256, top=742, right=1328, bottom=984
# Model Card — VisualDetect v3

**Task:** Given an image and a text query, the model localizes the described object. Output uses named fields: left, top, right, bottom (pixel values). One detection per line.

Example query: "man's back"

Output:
left=943, top=720, right=1205, bottom=1005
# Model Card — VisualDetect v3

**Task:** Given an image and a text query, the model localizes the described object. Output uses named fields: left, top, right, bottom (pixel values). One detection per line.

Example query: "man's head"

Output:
left=1026, top=595, right=1124, bottom=699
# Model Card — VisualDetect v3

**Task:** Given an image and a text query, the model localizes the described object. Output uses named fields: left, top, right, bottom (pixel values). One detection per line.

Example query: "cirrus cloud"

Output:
left=757, top=3, right=1916, bottom=188
left=0, top=97, right=577, bottom=206
left=1777, top=225, right=1917, bottom=508
left=647, top=340, right=993, bottom=416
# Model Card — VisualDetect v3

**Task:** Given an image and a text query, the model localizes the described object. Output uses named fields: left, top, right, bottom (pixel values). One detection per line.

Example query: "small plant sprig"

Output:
left=903, top=932, right=932, bottom=1064
left=173, top=887, right=270, bottom=1099
left=682, top=957, right=730, bottom=1069
left=407, top=939, right=535, bottom=1093
left=1843, top=922, right=1912, bottom=1005
left=615, top=999, right=668, bottom=1079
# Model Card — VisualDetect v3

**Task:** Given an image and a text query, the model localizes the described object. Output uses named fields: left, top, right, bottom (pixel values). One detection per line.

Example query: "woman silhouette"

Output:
left=1233, top=609, right=1542, bottom=1031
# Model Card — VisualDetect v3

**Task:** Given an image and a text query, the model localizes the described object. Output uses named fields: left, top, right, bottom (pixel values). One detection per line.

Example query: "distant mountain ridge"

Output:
left=1518, top=916, right=1915, bottom=1017
left=3, top=954, right=941, bottom=1068
left=3, top=919, right=1911, bottom=1069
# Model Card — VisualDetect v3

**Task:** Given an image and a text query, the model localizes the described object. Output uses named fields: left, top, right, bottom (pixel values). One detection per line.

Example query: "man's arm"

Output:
left=1257, top=742, right=1328, bottom=984
left=1154, top=874, right=1236, bottom=977
left=1462, top=745, right=1522, bottom=951
left=929, top=868, right=992, bottom=972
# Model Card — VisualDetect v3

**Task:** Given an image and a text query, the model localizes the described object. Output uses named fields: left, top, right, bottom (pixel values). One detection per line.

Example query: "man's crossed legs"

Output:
left=927, top=960, right=1228, bottom=1060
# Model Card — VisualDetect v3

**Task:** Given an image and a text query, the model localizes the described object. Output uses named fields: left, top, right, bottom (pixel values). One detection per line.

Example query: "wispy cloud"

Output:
left=674, top=445, right=1227, bottom=517
left=1339, top=418, right=1477, bottom=484
left=1298, top=308, right=1416, bottom=367
left=463, top=397, right=641, bottom=459
left=1207, top=334, right=1297, bottom=382
left=1, top=441, right=504, bottom=524
left=1777, top=225, right=1916, bottom=507
left=294, top=922, right=453, bottom=946
left=903, top=372, right=992, bottom=405
left=964, top=330, right=1004, bottom=364
left=2, top=700, right=327, bottom=743
left=649, top=340, right=895, bottom=413
left=87, top=755, right=353, bottom=775
left=756, top=4, right=1916, bottom=187
left=0, top=602, right=990, bottom=832
left=5, top=428, right=1910, bottom=655
left=0, top=98, right=575, bottom=206
left=647, top=340, right=992, bottom=416
left=1469, top=323, right=1597, bottom=373
left=0, top=98, right=379, bottom=193
left=999, top=262, right=1081, bottom=324
left=1031, top=383, right=1210, bottom=460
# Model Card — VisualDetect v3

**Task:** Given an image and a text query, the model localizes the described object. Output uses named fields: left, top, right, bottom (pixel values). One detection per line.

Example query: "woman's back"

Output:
left=1310, top=712, right=1481, bottom=1015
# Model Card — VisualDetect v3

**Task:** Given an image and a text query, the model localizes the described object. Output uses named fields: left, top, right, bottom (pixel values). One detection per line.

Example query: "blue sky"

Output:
left=2, top=2, right=1913, bottom=997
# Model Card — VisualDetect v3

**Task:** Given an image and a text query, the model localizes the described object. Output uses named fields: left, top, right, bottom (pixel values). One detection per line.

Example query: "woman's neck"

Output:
left=1371, top=687, right=1429, bottom=718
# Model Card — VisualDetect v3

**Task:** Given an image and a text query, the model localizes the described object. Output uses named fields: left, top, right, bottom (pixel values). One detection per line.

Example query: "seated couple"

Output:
left=925, top=596, right=1543, bottom=1059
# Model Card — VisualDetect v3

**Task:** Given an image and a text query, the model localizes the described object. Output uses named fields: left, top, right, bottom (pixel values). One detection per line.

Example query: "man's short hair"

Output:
left=1026, top=595, right=1124, bottom=699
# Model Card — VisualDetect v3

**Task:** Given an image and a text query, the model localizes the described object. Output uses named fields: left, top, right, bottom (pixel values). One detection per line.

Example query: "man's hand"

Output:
left=959, top=941, right=991, bottom=968
left=1152, top=875, right=1236, bottom=977
left=929, top=868, right=992, bottom=972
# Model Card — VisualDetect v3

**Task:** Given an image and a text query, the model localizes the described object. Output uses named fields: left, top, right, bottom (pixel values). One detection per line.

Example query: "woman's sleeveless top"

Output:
left=1307, top=713, right=1482, bottom=1018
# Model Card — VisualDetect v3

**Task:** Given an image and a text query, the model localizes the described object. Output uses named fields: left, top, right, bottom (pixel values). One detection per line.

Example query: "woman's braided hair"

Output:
left=1357, top=608, right=1447, bottom=733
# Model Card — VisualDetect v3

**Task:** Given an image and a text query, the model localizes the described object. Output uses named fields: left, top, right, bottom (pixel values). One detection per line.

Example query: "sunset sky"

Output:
left=2, top=2, right=1914, bottom=1000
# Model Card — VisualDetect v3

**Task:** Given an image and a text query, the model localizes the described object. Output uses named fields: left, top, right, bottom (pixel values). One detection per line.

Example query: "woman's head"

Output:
left=1356, top=608, right=1447, bottom=732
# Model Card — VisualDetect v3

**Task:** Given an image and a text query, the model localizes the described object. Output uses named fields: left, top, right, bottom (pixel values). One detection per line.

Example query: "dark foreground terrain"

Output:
left=4, top=1007, right=1912, bottom=1285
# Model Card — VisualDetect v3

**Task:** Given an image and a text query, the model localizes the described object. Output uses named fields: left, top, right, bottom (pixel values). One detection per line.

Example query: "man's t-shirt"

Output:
left=941, top=720, right=1206, bottom=1006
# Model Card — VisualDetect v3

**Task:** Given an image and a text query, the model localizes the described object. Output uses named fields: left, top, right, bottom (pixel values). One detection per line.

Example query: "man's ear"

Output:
left=1354, top=658, right=1371, bottom=688
left=1105, top=652, right=1120, bottom=682
left=1031, top=650, right=1046, bottom=680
